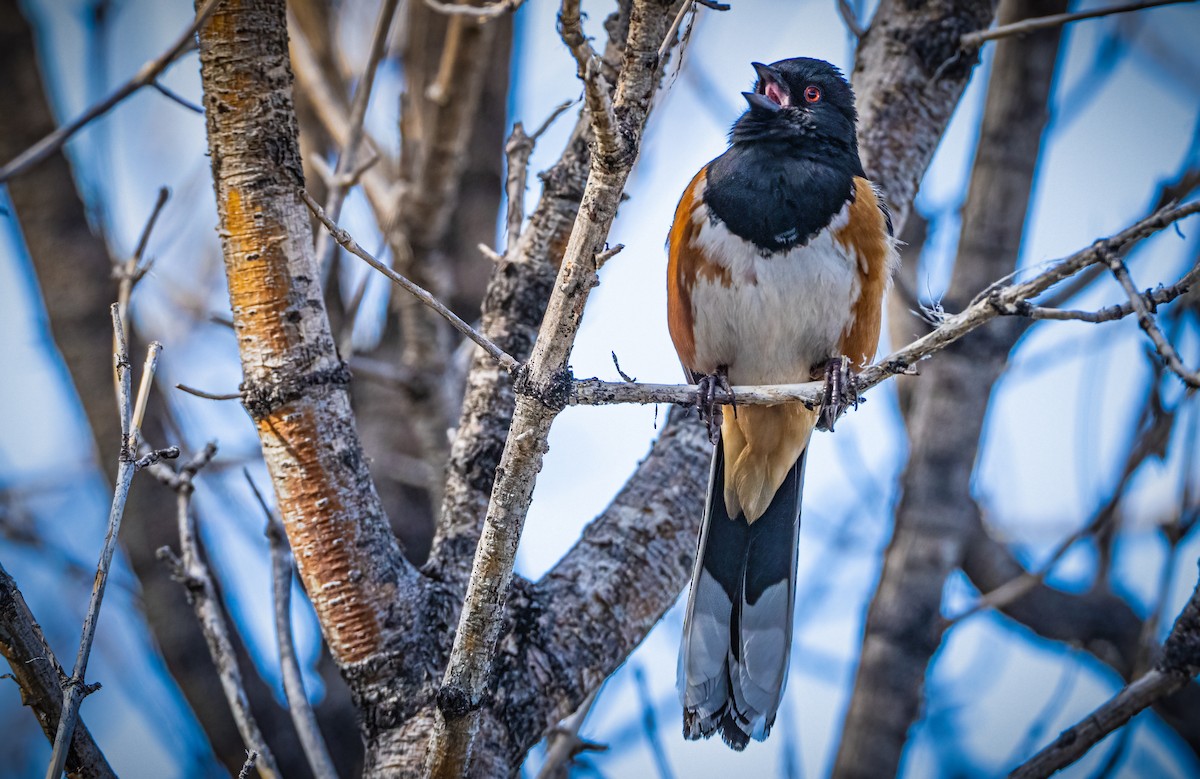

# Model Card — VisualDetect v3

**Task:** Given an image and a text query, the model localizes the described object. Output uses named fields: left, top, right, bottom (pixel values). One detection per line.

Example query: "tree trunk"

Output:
left=195, top=0, right=422, bottom=719
left=833, top=1, right=1065, bottom=776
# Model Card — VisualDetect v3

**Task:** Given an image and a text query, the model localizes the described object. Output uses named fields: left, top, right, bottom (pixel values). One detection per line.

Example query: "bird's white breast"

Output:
left=689, top=204, right=860, bottom=386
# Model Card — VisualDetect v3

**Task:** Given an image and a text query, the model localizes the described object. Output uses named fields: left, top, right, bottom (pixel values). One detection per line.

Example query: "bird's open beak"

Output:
left=749, top=61, right=790, bottom=109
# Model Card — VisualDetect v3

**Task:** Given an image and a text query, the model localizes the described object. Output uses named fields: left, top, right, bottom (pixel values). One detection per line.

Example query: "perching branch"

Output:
left=300, top=187, right=520, bottom=372
left=0, top=0, right=222, bottom=183
left=152, top=444, right=281, bottom=779
left=1009, top=562, right=1200, bottom=779
left=46, top=309, right=167, bottom=779
left=566, top=202, right=1200, bottom=409
left=961, top=0, right=1191, bottom=48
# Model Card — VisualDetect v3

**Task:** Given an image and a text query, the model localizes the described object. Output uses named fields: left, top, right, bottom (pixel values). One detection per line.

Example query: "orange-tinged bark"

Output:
left=197, top=0, right=415, bottom=669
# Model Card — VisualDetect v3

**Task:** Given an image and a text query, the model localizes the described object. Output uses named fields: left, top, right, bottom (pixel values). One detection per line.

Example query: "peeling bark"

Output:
left=196, top=0, right=418, bottom=670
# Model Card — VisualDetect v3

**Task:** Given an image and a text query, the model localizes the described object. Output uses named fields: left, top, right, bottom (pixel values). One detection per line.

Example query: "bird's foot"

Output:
left=695, top=366, right=733, bottom=444
left=817, top=356, right=857, bottom=432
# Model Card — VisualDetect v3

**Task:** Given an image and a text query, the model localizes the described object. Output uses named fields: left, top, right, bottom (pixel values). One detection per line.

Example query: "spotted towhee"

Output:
left=669, top=58, right=897, bottom=749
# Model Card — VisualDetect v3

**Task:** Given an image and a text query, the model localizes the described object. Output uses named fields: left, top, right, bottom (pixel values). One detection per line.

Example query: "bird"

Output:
left=668, top=57, right=897, bottom=749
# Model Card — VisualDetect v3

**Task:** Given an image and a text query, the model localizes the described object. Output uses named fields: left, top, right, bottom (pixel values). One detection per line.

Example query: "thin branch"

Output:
left=502, top=100, right=576, bottom=254
left=175, top=383, right=241, bottom=401
left=950, top=522, right=1095, bottom=627
left=659, top=0, right=730, bottom=65
left=238, top=752, right=258, bottom=779
left=1010, top=561, right=1200, bottom=778
left=46, top=312, right=162, bottom=779
left=559, top=0, right=621, bottom=163
left=837, top=0, right=867, bottom=38
left=535, top=687, right=605, bottom=779
left=567, top=202, right=1200, bottom=409
left=423, top=0, right=526, bottom=19
left=150, top=79, right=205, bottom=113
left=962, top=0, right=1191, bottom=48
left=656, top=0, right=694, bottom=61
left=0, top=0, right=221, bottom=183
left=247, top=472, right=338, bottom=779
left=0, top=562, right=116, bottom=779
left=152, top=444, right=281, bottom=779
left=1108, top=257, right=1200, bottom=387
left=633, top=665, right=675, bottom=779
left=1023, top=259, right=1198, bottom=321
left=503, top=122, right=533, bottom=255
left=287, top=10, right=397, bottom=218
left=299, top=187, right=520, bottom=372
left=313, top=0, right=401, bottom=278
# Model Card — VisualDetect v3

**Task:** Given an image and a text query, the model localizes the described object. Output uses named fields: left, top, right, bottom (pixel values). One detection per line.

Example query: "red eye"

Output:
left=803, top=85, right=821, bottom=103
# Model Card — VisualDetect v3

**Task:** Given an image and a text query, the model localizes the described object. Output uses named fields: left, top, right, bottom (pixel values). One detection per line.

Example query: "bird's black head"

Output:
left=731, top=58, right=861, bottom=170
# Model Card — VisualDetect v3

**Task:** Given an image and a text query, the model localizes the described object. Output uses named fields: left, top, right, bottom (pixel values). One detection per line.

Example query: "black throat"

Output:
left=703, top=140, right=858, bottom=254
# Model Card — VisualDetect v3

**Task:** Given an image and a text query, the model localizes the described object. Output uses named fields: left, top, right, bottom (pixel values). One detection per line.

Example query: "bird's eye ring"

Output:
left=803, top=85, right=821, bottom=103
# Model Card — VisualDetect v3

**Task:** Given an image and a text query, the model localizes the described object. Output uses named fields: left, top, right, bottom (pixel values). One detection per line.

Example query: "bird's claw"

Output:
left=696, top=367, right=733, bottom=444
left=817, top=356, right=857, bottom=432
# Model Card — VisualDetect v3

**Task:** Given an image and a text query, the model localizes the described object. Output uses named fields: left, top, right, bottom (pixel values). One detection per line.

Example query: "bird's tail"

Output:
left=678, top=438, right=805, bottom=750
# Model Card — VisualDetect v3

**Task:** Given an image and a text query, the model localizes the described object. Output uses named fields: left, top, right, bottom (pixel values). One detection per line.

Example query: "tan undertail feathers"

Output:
left=721, top=404, right=816, bottom=522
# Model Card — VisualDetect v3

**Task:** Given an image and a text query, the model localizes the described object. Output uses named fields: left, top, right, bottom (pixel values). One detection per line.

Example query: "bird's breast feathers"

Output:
left=668, top=170, right=894, bottom=386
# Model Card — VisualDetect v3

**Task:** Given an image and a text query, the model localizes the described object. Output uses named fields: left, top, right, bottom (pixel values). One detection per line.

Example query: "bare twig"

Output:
left=0, top=0, right=221, bottom=183
left=238, top=752, right=258, bottom=779
left=314, top=0, right=401, bottom=279
left=656, top=0, right=730, bottom=62
left=300, top=187, right=520, bottom=372
left=46, top=310, right=162, bottom=779
left=1108, top=257, right=1200, bottom=387
left=150, top=79, right=204, bottom=113
left=837, top=0, right=867, bottom=38
left=175, top=383, right=242, bottom=401
left=423, top=0, right=525, bottom=19
left=153, top=444, right=280, bottom=779
left=962, top=0, right=1191, bottom=47
left=559, top=0, right=621, bottom=163
left=657, top=0, right=693, bottom=61
left=567, top=202, right=1200, bottom=409
left=247, top=471, right=338, bottom=779
left=535, top=687, right=605, bottom=779
left=503, top=122, right=533, bottom=255
left=502, top=100, right=576, bottom=254
left=1009, top=562, right=1200, bottom=778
